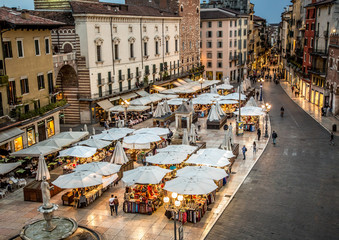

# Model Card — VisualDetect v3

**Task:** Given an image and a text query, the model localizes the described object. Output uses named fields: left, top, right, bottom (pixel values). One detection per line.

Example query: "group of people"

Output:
left=109, top=195, right=119, bottom=216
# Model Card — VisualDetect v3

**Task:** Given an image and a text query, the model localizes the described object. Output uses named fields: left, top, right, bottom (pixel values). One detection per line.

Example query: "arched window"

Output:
left=63, top=43, right=73, bottom=53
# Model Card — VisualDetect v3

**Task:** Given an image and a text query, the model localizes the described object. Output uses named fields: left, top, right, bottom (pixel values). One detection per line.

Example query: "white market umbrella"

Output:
left=92, top=127, right=96, bottom=135
left=69, top=128, right=72, bottom=132
left=36, top=153, right=50, bottom=181
left=51, top=131, right=89, bottom=144
left=197, top=148, right=234, bottom=159
left=122, top=166, right=172, bottom=186
left=186, top=154, right=231, bottom=168
left=146, top=152, right=188, bottom=165
left=182, top=129, right=189, bottom=145
left=215, top=102, right=225, bottom=116
left=221, top=129, right=232, bottom=151
left=106, top=128, right=134, bottom=135
left=78, top=136, right=111, bottom=149
left=245, top=97, right=258, bottom=107
left=218, top=99, right=238, bottom=105
left=234, top=106, right=264, bottom=116
left=221, top=93, right=246, bottom=101
left=163, top=176, right=218, bottom=195
left=130, top=97, right=152, bottom=106
left=0, top=162, right=21, bottom=175
left=157, top=145, right=198, bottom=155
left=52, top=171, right=103, bottom=189
left=163, top=100, right=172, bottom=114
left=75, top=162, right=121, bottom=176
left=123, top=133, right=161, bottom=149
left=193, top=97, right=213, bottom=105
left=189, top=124, right=197, bottom=144
left=153, top=103, right=166, bottom=118
left=10, top=145, right=60, bottom=157
left=93, top=131, right=126, bottom=141
left=134, top=127, right=169, bottom=137
left=36, top=138, right=67, bottom=148
left=167, top=98, right=187, bottom=105
left=217, top=84, right=233, bottom=90
left=176, top=166, right=227, bottom=181
left=59, top=146, right=97, bottom=158
left=207, top=105, right=221, bottom=121
left=84, top=124, right=88, bottom=132
left=110, top=141, right=129, bottom=165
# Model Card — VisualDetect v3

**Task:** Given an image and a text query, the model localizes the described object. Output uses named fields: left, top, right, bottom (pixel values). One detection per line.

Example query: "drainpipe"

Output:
left=140, top=18, right=143, bottom=69
left=110, top=17, right=115, bottom=75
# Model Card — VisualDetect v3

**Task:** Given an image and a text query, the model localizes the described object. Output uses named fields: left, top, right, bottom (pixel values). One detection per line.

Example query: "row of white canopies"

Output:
left=121, top=145, right=234, bottom=195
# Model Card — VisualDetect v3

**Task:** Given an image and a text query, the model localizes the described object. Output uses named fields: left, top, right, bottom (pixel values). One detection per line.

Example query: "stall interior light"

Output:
left=172, top=192, right=178, bottom=199
left=174, top=200, right=180, bottom=207
left=177, top=195, right=183, bottom=201
left=164, top=197, right=169, bottom=203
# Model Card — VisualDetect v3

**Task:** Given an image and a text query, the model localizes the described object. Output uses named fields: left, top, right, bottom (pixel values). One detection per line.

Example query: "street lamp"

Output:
left=164, top=193, right=184, bottom=240
left=261, top=103, right=271, bottom=138
left=198, top=78, right=205, bottom=92
left=258, top=78, right=264, bottom=101
left=236, top=63, right=247, bottom=135
left=121, top=99, right=130, bottom=126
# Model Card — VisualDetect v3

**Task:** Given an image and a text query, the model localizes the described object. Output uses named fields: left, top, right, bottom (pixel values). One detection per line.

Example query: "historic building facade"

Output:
left=0, top=7, right=64, bottom=153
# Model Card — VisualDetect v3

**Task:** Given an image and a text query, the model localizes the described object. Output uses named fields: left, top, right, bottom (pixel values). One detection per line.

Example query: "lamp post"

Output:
left=164, top=193, right=184, bottom=240
left=236, top=63, right=247, bottom=135
left=261, top=102, right=271, bottom=138
left=258, top=78, right=264, bottom=101
left=121, top=99, right=130, bottom=126
left=198, top=78, right=205, bottom=92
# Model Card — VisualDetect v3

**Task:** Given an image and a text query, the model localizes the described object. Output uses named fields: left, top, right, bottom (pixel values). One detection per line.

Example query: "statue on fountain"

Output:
left=41, top=176, right=54, bottom=209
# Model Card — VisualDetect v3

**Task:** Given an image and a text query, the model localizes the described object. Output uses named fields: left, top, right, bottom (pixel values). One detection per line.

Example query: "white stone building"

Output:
left=72, top=2, right=181, bottom=100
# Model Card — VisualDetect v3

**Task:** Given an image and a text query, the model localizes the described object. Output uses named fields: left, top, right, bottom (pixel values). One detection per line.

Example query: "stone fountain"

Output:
left=15, top=176, right=101, bottom=239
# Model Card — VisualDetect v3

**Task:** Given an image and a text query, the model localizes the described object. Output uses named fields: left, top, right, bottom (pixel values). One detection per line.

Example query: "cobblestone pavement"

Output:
left=205, top=79, right=339, bottom=240
left=0, top=97, right=270, bottom=240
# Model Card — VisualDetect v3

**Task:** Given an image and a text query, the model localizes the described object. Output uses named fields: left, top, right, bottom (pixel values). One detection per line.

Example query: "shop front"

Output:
left=26, top=126, right=36, bottom=147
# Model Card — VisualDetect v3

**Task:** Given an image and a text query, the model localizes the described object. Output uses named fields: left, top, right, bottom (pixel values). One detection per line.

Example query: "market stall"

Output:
left=233, top=106, right=264, bottom=132
left=122, top=166, right=172, bottom=215
left=123, top=133, right=165, bottom=162
left=206, top=105, right=227, bottom=129
left=163, top=176, right=218, bottom=223
left=153, top=100, right=174, bottom=127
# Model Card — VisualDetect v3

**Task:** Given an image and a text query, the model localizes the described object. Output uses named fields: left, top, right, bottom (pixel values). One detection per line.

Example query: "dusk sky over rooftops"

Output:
left=1, top=0, right=290, bottom=23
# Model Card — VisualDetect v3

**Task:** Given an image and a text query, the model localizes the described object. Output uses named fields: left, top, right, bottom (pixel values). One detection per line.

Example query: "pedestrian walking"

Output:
left=291, top=86, right=294, bottom=93
left=257, top=128, right=261, bottom=141
left=253, top=141, right=257, bottom=155
left=256, top=90, right=259, bottom=100
left=242, top=145, right=247, bottom=160
left=223, top=123, right=228, bottom=131
left=272, top=130, right=278, bottom=145
left=330, top=131, right=335, bottom=145
left=113, top=196, right=119, bottom=215
left=109, top=195, right=115, bottom=216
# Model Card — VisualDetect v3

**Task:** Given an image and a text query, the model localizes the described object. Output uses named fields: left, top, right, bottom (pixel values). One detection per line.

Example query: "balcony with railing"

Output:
left=127, top=73, right=134, bottom=80
left=118, top=75, right=125, bottom=81
left=53, top=52, right=76, bottom=64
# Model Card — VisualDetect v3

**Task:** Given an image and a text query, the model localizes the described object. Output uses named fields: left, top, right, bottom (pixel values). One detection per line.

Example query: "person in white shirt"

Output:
left=109, top=195, right=115, bottom=216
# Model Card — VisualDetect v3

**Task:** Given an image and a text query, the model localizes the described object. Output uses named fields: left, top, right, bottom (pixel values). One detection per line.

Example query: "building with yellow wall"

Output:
left=0, top=7, right=66, bottom=153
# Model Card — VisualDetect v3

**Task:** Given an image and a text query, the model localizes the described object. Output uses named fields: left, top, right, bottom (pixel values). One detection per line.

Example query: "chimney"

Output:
left=21, top=10, right=29, bottom=20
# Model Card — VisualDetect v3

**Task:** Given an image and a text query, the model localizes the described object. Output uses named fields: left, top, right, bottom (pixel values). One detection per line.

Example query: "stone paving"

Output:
left=0, top=99, right=270, bottom=240
left=280, top=81, right=339, bottom=136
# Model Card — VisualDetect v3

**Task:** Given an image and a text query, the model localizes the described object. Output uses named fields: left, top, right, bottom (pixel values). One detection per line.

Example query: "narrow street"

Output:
left=205, top=79, right=339, bottom=240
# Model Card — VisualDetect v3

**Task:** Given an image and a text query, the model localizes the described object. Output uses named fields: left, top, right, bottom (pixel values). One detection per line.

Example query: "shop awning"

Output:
left=136, top=90, right=150, bottom=97
left=152, top=85, right=166, bottom=92
left=173, top=81, right=182, bottom=87
left=0, top=127, right=24, bottom=145
left=121, top=92, right=138, bottom=100
left=109, top=96, right=120, bottom=102
left=97, top=99, right=114, bottom=111
left=0, top=162, right=22, bottom=175
left=177, top=79, right=187, bottom=85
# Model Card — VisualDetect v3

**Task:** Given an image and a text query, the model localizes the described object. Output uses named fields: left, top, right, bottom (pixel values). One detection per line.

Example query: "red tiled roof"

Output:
left=200, top=9, right=235, bottom=19
left=306, top=0, right=336, bottom=7
left=253, top=15, right=266, bottom=21
left=0, top=7, right=64, bottom=27
left=70, top=1, right=179, bottom=17
left=27, top=11, right=75, bottom=26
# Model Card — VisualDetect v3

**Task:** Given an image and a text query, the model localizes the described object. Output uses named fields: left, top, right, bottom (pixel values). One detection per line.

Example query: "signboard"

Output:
left=236, top=121, right=244, bottom=136
left=178, top=225, right=184, bottom=240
